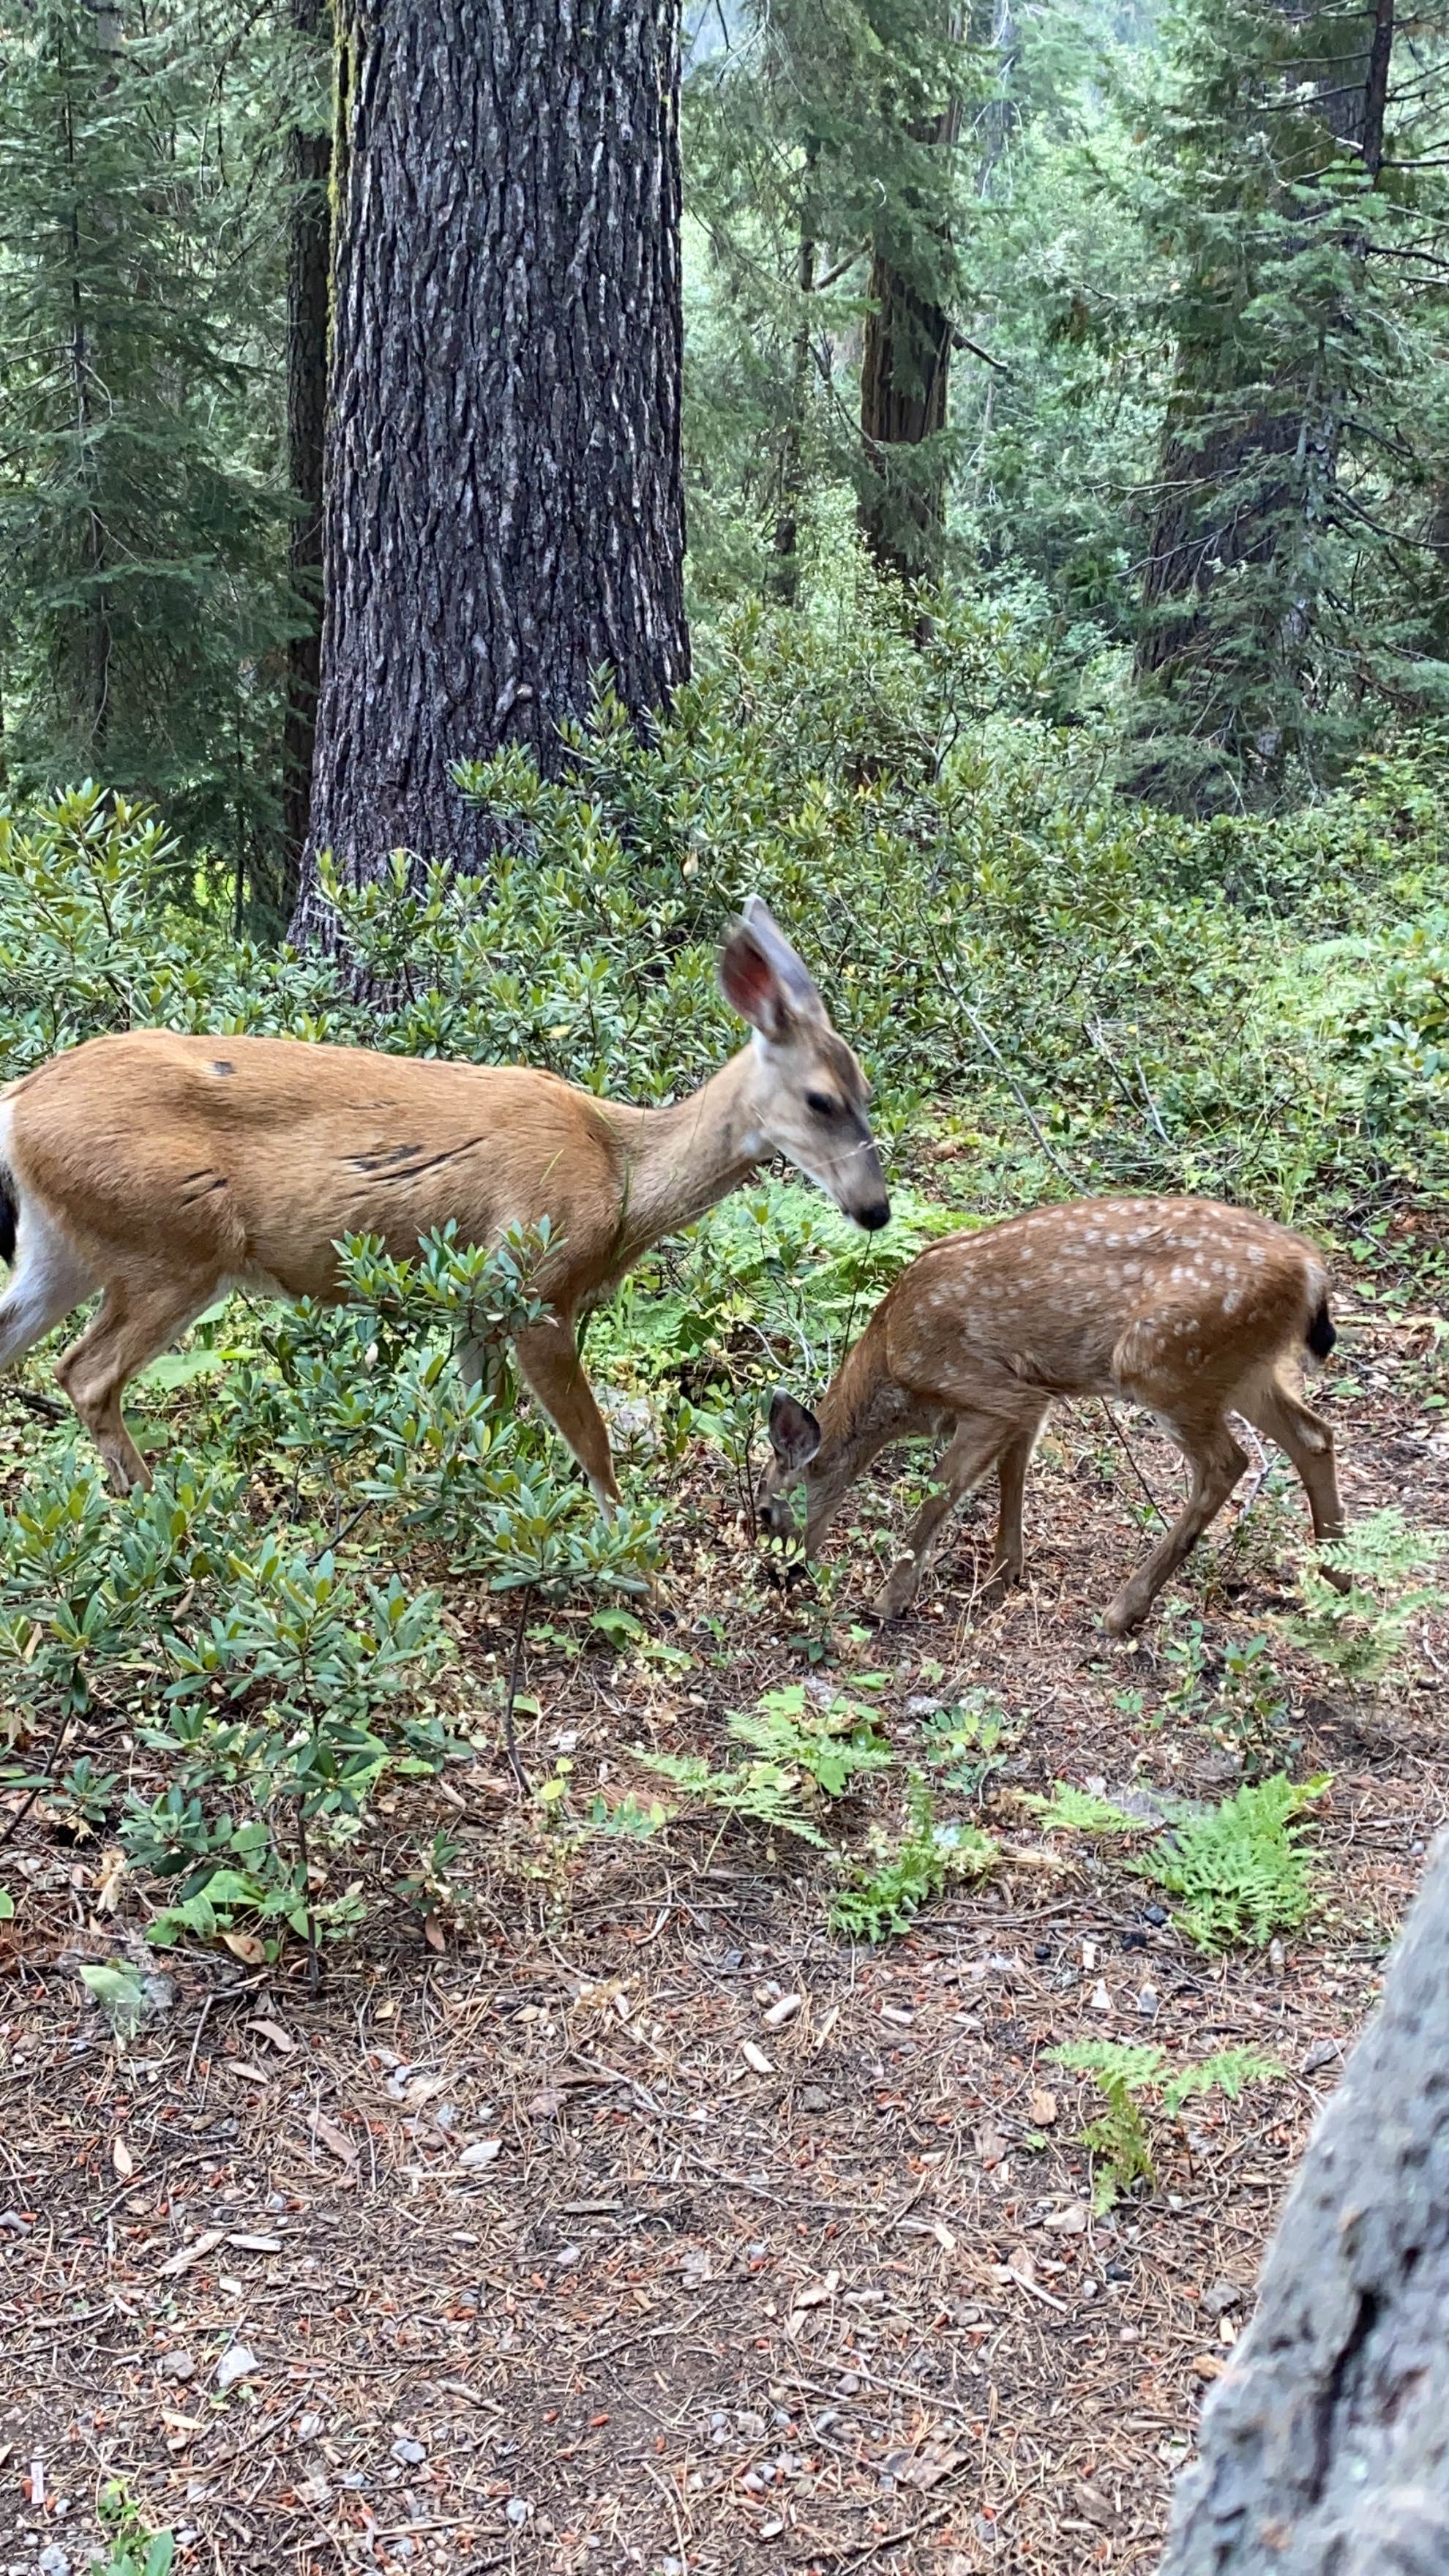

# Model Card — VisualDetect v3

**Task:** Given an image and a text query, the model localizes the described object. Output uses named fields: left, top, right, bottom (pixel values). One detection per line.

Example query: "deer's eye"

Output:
left=805, top=1090, right=839, bottom=1121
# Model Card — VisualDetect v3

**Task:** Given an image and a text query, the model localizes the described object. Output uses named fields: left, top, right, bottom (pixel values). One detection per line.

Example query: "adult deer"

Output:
left=758, top=1195, right=1345, bottom=1634
left=0, top=902, right=888, bottom=1502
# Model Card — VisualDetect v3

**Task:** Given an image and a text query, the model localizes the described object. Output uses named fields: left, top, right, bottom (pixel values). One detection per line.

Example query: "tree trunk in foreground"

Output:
left=280, top=0, right=332, bottom=915
left=1159, top=1830, right=1449, bottom=2576
left=291, top=0, right=687, bottom=942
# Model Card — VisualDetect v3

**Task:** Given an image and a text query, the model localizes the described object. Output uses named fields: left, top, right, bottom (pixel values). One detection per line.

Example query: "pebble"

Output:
left=157, top=2349, right=195, bottom=2380
left=37, top=2549, right=70, bottom=2576
left=505, top=2498, right=531, bottom=2527
left=1137, top=1985, right=1158, bottom=2018
left=391, top=2438, right=426, bottom=2467
left=215, top=2343, right=257, bottom=2392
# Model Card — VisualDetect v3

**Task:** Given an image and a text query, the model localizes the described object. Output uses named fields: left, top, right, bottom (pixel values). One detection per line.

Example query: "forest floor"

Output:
left=1, top=1288, right=1445, bottom=2576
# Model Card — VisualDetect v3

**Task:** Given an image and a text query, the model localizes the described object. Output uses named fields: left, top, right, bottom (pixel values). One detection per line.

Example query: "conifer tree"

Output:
left=1128, top=0, right=1449, bottom=809
left=0, top=1, right=293, bottom=882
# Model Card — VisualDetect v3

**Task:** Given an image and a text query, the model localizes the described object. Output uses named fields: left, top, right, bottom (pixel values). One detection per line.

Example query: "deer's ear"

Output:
left=719, top=900, right=823, bottom=1040
left=768, top=1391, right=822, bottom=1474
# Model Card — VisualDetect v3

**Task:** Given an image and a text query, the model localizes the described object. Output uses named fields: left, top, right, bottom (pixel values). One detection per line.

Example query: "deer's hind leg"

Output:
left=1103, top=1413, right=1247, bottom=1636
left=875, top=1412, right=1016, bottom=1622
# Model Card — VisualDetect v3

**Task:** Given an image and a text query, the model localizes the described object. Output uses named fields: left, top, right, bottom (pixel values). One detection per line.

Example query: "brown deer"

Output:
left=758, top=1195, right=1345, bottom=1634
left=0, top=901, right=889, bottom=1502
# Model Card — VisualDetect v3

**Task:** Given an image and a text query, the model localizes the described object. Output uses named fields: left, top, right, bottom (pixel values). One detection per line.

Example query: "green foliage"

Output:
left=1027, top=1783, right=1143, bottom=1835
left=917, top=1693, right=1016, bottom=1800
left=93, top=2482, right=175, bottom=2576
left=79, top=1961, right=148, bottom=2040
left=829, top=1776, right=997, bottom=1942
left=1290, top=1510, right=1447, bottom=1688
left=639, top=1684, right=894, bottom=1846
left=1140, top=1774, right=1329, bottom=1952
left=1051, top=2038, right=1285, bottom=2209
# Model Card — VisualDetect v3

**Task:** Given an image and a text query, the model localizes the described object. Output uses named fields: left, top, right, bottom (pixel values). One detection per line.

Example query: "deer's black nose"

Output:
left=855, top=1197, right=891, bottom=1232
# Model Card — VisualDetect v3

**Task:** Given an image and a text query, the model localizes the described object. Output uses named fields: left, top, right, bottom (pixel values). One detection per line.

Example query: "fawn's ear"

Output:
left=719, top=899, right=824, bottom=1043
left=768, top=1390, right=822, bottom=1475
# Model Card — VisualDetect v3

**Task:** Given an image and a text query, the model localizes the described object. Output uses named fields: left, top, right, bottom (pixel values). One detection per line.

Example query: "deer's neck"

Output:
left=603, top=1048, right=765, bottom=1268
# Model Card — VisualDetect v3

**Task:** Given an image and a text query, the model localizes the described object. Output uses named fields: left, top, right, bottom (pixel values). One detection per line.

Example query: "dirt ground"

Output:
left=1, top=1291, right=1445, bottom=2576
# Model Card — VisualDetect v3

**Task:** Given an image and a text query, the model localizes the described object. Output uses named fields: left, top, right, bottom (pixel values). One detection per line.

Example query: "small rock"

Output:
left=1268, top=1939, right=1287, bottom=1974
left=1137, top=1985, right=1158, bottom=2019
left=459, top=2138, right=502, bottom=2168
left=505, top=2497, right=531, bottom=2528
left=1202, top=2280, right=1244, bottom=2319
left=1089, top=1980, right=1113, bottom=2013
left=1143, top=1903, right=1168, bottom=1927
left=297, top=2414, right=324, bottom=2441
left=1043, top=2201, right=1090, bottom=2236
left=391, top=2438, right=426, bottom=2467
left=215, top=2343, right=257, bottom=2392
left=1301, top=2037, right=1342, bottom=2076
left=157, top=2349, right=195, bottom=2381
left=1028, top=2088, right=1057, bottom=2127
left=37, top=2547, right=70, bottom=2576
left=905, top=1696, right=943, bottom=1718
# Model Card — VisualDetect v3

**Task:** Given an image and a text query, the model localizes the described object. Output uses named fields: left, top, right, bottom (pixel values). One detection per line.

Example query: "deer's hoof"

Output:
left=873, top=1562, right=919, bottom=1624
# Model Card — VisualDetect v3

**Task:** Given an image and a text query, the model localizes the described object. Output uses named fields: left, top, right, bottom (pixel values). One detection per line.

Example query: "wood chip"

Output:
left=247, top=2018, right=297, bottom=2056
left=111, top=2138, right=133, bottom=2180
left=740, top=2041, right=774, bottom=2075
left=308, top=2110, right=358, bottom=2165
left=157, top=2228, right=225, bottom=2279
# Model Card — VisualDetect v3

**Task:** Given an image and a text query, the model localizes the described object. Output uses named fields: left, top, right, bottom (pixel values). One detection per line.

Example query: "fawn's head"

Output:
left=757, top=1390, right=824, bottom=1539
left=719, top=900, right=890, bottom=1232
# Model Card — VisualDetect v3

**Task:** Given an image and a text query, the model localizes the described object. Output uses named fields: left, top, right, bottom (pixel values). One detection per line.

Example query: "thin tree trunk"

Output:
left=858, top=78, right=963, bottom=588
left=1158, top=1830, right=1449, bottom=2575
left=280, top=0, right=332, bottom=914
left=771, top=214, right=816, bottom=606
left=291, top=0, right=688, bottom=945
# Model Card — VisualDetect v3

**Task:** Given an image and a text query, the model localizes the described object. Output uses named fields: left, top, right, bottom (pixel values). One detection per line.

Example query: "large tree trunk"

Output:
left=1130, top=0, right=1393, bottom=807
left=1159, top=1830, right=1449, bottom=2575
left=279, top=0, right=332, bottom=916
left=291, top=0, right=688, bottom=943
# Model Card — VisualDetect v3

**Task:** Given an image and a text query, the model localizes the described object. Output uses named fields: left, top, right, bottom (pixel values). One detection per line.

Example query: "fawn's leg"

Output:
left=513, top=1316, right=621, bottom=1510
left=1236, top=1369, right=1347, bottom=1579
left=989, top=1408, right=1048, bottom=1590
left=875, top=1415, right=1013, bottom=1622
left=1104, top=1416, right=1247, bottom=1636
left=56, top=1276, right=219, bottom=1494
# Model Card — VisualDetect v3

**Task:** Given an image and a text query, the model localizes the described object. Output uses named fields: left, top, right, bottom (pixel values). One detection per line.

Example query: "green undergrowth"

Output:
left=1, top=612, right=1445, bottom=1958
left=1050, top=2040, right=1287, bottom=2211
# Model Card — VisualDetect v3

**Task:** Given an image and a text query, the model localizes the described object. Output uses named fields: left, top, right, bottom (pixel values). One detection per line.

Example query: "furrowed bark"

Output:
left=292, top=0, right=688, bottom=945
left=1158, top=1830, right=1449, bottom=2576
left=280, top=0, right=332, bottom=914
